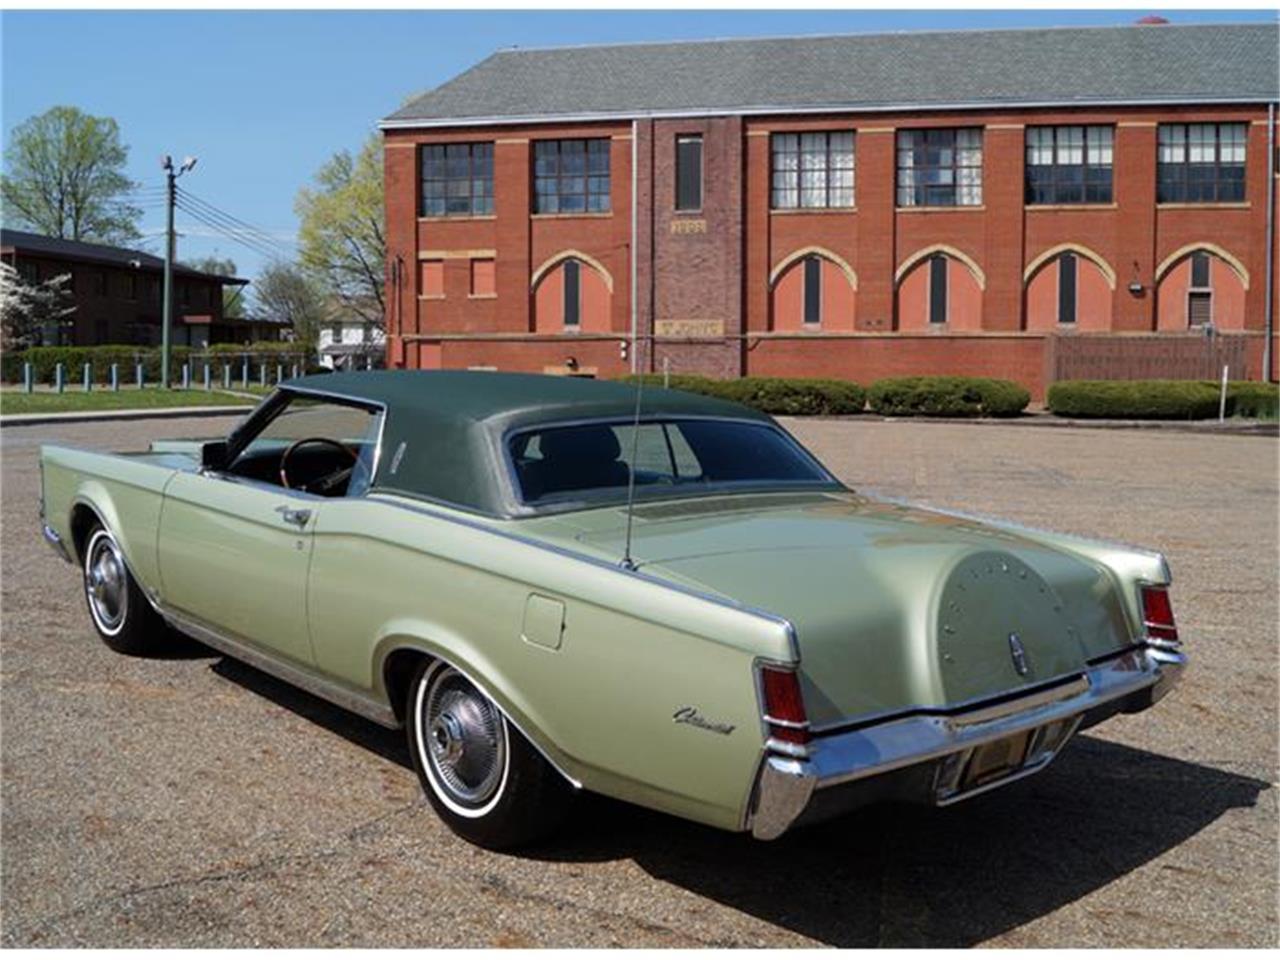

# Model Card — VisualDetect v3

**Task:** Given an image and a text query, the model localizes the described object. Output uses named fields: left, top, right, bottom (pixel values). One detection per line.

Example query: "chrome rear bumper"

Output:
left=748, top=643, right=1186, bottom=840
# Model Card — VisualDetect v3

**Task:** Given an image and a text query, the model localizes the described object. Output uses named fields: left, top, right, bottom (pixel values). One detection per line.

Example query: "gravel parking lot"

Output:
left=1, top=413, right=1275, bottom=947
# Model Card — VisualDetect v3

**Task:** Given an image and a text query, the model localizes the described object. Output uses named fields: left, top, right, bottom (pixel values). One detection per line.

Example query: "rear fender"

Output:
left=370, top=620, right=584, bottom=789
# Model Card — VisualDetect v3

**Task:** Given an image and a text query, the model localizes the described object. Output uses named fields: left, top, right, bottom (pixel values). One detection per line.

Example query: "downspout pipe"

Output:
left=1264, top=102, right=1276, bottom=383
left=630, top=118, right=638, bottom=375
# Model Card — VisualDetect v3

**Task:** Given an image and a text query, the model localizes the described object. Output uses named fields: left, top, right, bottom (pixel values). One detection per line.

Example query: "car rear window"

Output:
left=508, top=419, right=833, bottom=505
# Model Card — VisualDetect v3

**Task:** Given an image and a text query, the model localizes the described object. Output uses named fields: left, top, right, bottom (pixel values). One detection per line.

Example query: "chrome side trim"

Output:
left=747, top=645, right=1186, bottom=840
left=159, top=603, right=399, bottom=729
left=366, top=492, right=801, bottom=657
left=41, top=523, right=72, bottom=563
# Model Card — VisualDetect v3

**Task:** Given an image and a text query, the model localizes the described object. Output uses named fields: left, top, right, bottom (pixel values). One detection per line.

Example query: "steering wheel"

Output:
left=279, top=437, right=358, bottom=494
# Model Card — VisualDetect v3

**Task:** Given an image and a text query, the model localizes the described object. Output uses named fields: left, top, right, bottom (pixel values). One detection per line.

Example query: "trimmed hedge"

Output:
left=620, top=374, right=867, bottom=415
left=867, top=376, right=1030, bottom=417
left=1046, top=379, right=1279, bottom=420
left=1223, top=381, right=1280, bottom=419
left=3, top=343, right=312, bottom=384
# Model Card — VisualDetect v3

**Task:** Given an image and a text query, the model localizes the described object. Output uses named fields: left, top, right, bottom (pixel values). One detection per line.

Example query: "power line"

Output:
left=175, top=200, right=283, bottom=263
left=171, top=187, right=282, bottom=249
left=176, top=186, right=293, bottom=252
left=176, top=208, right=289, bottom=266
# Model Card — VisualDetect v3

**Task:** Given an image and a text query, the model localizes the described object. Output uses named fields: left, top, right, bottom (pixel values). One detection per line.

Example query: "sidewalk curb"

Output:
left=0, top=405, right=254, bottom=428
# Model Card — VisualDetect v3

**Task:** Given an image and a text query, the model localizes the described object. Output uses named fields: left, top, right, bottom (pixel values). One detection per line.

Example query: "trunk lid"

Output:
left=524, top=491, right=1134, bottom=725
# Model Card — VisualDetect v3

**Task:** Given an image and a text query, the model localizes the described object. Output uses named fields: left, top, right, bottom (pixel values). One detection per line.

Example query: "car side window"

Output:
left=228, top=396, right=381, bottom=497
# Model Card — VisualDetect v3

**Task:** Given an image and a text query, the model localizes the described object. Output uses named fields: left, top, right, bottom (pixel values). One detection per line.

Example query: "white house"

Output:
left=318, top=319, right=384, bottom=370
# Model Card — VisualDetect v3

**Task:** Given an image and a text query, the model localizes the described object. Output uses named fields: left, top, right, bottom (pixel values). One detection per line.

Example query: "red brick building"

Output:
left=381, top=22, right=1280, bottom=396
left=0, top=229, right=285, bottom=347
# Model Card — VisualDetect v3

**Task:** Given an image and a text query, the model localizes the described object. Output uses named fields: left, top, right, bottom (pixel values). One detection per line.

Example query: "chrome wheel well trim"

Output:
left=378, top=642, right=583, bottom=791
left=66, top=497, right=164, bottom=616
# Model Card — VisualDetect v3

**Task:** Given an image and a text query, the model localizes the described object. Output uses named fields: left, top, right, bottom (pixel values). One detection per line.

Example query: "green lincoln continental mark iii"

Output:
left=39, top=371, right=1186, bottom=849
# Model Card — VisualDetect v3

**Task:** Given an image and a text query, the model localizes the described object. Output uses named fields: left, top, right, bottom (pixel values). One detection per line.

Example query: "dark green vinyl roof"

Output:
left=280, top=370, right=769, bottom=515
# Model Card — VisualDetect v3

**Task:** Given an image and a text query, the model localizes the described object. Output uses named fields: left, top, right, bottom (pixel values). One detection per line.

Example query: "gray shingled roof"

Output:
left=385, top=22, right=1279, bottom=127
left=0, top=228, right=247, bottom=285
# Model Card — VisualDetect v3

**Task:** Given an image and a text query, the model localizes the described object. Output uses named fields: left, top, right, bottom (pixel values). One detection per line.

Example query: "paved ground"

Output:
left=1, top=414, right=1275, bottom=947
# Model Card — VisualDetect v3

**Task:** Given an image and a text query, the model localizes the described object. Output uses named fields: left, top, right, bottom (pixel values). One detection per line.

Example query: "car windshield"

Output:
left=508, top=418, right=836, bottom=506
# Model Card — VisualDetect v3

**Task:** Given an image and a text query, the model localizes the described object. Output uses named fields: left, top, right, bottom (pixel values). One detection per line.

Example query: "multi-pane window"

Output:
left=771, top=132, right=855, bottom=209
left=1157, top=123, right=1247, bottom=203
left=534, top=140, right=610, bottom=214
left=420, top=142, right=494, bottom=217
left=897, top=128, right=983, bottom=207
left=675, top=135, right=703, bottom=211
left=1026, top=126, right=1114, bottom=204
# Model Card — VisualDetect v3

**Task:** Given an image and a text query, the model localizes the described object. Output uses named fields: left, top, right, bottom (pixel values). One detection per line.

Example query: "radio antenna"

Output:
left=620, top=371, right=645, bottom=570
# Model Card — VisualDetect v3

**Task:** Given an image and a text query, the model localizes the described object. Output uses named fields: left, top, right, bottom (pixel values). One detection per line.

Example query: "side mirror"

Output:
left=200, top=440, right=229, bottom=472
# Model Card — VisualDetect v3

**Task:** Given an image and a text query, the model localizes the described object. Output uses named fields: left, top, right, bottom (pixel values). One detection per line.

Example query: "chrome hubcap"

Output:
left=85, top=534, right=127, bottom=631
left=421, top=666, right=506, bottom=807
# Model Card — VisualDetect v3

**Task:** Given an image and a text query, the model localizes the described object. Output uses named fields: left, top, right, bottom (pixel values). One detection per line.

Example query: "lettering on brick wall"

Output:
left=669, top=219, right=708, bottom=236
left=655, top=319, right=724, bottom=338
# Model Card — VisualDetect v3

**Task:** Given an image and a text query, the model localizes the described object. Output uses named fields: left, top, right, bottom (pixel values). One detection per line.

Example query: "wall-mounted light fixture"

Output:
left=1127, top=261, right=1145, bottom=296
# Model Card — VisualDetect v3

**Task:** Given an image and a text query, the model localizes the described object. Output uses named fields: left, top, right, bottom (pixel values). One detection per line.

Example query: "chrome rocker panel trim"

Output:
left=748, top=644, right=1187, bottom=840
left=42, top=523, right=73, bottom=563
left=159, top=603, right=400, bottom=729
left=157, top=603, right=584, bottom=791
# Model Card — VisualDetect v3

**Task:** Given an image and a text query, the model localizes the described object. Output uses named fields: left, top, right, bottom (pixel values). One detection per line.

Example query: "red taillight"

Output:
left=1141, top=585, right=1178, bottom=642
left=760, top=666, right=809, bottom=745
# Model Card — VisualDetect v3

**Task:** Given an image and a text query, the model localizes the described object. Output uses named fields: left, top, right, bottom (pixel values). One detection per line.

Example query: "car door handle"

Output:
left=275, top=506, right=312, bottom=528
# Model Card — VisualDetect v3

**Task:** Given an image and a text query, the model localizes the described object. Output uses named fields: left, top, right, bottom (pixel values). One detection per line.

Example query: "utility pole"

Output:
left=160, top=154, right=197, bottom=389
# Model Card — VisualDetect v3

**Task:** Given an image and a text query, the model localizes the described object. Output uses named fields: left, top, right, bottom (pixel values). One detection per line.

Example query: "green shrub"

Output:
left=618, top=374, right=866, bottom=416
left=1048, top=380, right=1226, bottom=420
left=1222, top=381, right=1280, bottom=419
left=867, top=376, right=1030, bottom=417
left=3, top=343, right=310, bottom=384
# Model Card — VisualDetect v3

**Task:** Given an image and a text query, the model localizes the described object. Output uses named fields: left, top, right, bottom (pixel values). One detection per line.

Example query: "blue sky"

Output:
left=2, top=9, right=1271, bottom=292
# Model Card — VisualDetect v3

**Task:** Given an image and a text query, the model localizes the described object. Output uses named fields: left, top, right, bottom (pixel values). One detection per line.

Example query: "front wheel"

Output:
left=406, top=659, right=572, bottom=849
left=82, top=525, right=167, bottom=656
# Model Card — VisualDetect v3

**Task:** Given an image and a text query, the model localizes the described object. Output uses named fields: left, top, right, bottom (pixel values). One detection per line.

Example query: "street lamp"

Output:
left=160, top=154, right=198, bottom=389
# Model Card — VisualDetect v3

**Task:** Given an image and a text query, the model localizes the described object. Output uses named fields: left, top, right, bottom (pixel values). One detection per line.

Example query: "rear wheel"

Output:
left=406, top=659, right=572, bottom=849
left=82, top=525, right=167, bottom=656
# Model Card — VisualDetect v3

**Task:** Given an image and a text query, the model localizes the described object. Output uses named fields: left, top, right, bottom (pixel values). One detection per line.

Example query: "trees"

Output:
left=1, top=106, right=142, bottom=244
left=0, top=262, right=75, bottom=350
left=295, top=132, right=384, bottom=327
left=183, top=255, right=244, bottom=318
left=252, top=261, right=329, bottom=354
